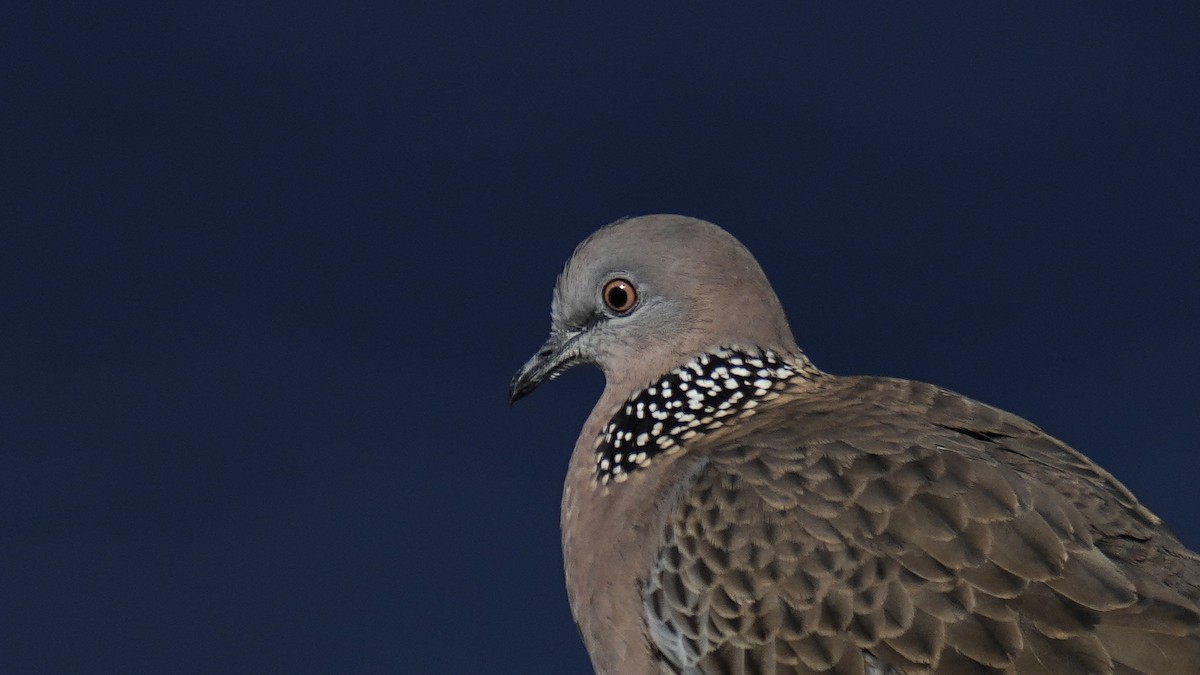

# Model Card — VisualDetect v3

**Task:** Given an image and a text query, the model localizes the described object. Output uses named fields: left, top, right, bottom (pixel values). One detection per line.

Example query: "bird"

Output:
left=508, top=214, right=1200, bottom=674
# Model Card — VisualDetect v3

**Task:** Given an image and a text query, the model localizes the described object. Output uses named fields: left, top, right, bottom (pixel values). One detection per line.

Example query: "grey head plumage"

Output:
left=510, top=214, right=804, bottom=405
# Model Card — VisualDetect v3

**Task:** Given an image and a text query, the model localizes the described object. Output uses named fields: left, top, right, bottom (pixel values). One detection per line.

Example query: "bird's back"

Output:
left=643, top=374, right=1200, bottom=674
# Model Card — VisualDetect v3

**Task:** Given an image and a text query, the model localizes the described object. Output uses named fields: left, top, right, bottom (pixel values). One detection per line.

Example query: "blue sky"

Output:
left=3, top=3, right=1198, bottom=672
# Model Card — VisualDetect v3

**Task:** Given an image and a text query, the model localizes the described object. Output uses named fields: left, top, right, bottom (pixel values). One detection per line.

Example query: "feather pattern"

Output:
left=639, top=375, right=1200, bottom=674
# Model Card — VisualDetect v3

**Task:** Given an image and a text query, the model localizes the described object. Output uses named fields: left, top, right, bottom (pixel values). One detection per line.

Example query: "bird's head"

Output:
left=509, top=214, right=801, bottom=404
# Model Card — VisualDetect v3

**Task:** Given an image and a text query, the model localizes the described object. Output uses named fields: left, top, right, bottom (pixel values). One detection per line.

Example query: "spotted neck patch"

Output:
left=594, top=347, right=813, bottom=485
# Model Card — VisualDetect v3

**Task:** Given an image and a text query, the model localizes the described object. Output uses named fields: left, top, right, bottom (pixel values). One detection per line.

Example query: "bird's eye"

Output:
left=602, top=278, right=638, bottom=314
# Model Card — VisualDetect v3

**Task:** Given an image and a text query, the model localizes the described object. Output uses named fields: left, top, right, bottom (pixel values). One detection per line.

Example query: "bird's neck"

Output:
left=586, top=346, right=823, bottom=487
left=558, top=345, right=822, bottom=672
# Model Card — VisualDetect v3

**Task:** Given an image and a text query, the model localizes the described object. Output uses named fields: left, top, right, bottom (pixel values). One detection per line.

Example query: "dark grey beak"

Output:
left=508, top=330, right=583, bottom=404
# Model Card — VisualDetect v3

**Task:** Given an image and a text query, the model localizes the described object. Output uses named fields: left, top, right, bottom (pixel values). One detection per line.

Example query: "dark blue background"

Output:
left=3, top=3, right=1197, bottom=672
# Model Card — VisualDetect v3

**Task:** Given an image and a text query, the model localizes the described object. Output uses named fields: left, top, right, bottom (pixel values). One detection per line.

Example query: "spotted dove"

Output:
left=509, top=214, right=1200, bottom=674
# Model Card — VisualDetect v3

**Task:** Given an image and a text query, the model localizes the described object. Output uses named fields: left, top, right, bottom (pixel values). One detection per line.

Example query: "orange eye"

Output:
left=602, top=278, right=637, bottom=314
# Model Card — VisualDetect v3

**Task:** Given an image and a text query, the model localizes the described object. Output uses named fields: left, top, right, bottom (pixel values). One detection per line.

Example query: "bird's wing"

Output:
left=643, top=377, right=1200, bottom=674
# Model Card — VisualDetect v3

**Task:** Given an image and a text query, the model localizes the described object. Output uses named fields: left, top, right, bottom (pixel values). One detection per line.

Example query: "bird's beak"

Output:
left=508, top=330, right=583, bottom=404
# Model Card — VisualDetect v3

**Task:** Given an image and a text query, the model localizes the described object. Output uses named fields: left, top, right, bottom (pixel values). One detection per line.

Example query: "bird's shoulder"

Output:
left=700, top=374, right=1168, bottom=542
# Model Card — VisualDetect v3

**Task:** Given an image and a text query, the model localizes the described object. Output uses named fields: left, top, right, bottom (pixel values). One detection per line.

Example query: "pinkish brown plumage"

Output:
left=510, top=215, right=1200, bottom=674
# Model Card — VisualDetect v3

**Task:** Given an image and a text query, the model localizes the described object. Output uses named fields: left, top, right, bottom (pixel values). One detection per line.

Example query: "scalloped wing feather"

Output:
left=643, top=377, right=1200, bottom=674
